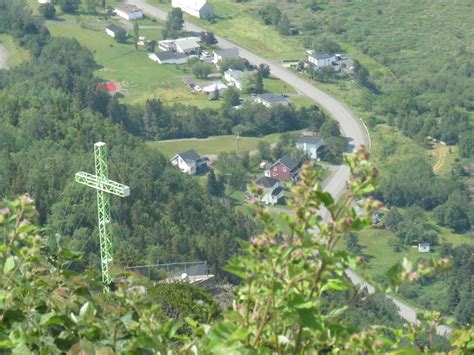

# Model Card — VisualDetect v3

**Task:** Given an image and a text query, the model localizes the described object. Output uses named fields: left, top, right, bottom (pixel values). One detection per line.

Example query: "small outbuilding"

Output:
left=115, top=4, right=143, bottom=20
left=105, top=24, right=126, bottom=38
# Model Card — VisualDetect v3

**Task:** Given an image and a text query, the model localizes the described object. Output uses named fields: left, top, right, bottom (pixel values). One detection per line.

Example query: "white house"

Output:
left=255, top=177, right=284, bottom=205
left=295, top=136, right=324, bottom=159
left=148, top=52, right=189, bottom=65
left=213, top=47, right=239, bottom=64
left=158, top=37, right=201, bottom=53
left=38, top=0, right=51, bottom=4
left=224, top=69, right=244, bottom=90
left=171, top=0, right=214, bottom=19
left=175, top=37, right=201, bottom=54
left=105, top=24, right=125, bottom=38
left=202, top=82, right=228, bottom=96
left=170, top=149, right=206, bottom=175
left=308, top=53, right=335, bottom=67
left=254, top=93, right=289, bottom=107
left=115, top=4, right=143, bottom=21
left=418, top=243, right=430, bottom=253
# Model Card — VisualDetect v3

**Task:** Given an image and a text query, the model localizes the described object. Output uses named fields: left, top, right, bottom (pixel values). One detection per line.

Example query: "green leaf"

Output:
left=3, top=256, right=15, bottom=274
left=0, top=333, right=13, bottom=349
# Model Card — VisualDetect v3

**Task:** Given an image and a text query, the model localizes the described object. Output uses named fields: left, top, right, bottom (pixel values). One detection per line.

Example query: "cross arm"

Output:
left=75, top=172, right=130, bottom=197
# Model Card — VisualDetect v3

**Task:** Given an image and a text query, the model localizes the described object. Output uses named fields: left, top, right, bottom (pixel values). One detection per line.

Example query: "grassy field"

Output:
left=148, top=132, right=282, bottom=158
left=147, top=0, right=304, bottom=60
left=0, top=34, right=30, bottom=68
left=45, top=16, right=219, bottom=107
left=263, top=76, right=296, bottom=94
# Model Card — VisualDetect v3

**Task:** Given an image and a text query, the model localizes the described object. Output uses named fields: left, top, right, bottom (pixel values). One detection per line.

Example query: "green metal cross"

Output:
left=75, top=142, right=130, bottom=292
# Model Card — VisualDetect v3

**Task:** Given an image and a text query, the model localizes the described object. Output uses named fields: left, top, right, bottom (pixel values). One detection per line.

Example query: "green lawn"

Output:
left=263, top=76, right=296, bottom=94
left=0, top=34, right=30, bottom=68
left=45, top=18, right=219, bottom=107
left=148, top=132, right=282, bottom=158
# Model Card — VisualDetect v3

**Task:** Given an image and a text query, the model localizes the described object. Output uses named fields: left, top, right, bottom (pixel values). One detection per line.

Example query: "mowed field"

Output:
left=46, top=17, right=219, bottom=106
left=148, top=132, right=281, bottom=158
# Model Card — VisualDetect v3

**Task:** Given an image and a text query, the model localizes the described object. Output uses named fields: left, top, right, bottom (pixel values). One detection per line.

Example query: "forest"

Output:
left=0, top=1, right=257, bottom=278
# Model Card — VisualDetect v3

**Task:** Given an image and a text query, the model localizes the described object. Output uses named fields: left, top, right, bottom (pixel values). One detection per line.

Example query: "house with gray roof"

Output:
left=296, top=135, right=324, bottom=159
left=254, top=93, right=289, bottom=107
left=213, top=47, right=240, bottom=64
left=308, top=52, right=340, bottom=71
left=148, top=52, right=189, bottom=65
left=224, top=69, right=244, bottom=90
left=255, top=177, right=284, bottom=205
left=265, top=155, right=301, bottom=182
left=170, top=149, right=207, bottom=174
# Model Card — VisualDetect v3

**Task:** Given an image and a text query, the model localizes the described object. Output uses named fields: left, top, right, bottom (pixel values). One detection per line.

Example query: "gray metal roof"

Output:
left=106, top=24, right=124, bottom=33
left=178, top=149, right=202, bottom=163
left=278, top=155, right=299, bottom=172
left=297, top=136, right=323, bottom=145
left=271, top=187, right=283, bottom=196
left=256, top=176, right=279, bottom=188
left=256, top=93, right=288, bottom=104
left=310, top=53, right=333, bottom=60
left=155, top=52, right=188, bottom=61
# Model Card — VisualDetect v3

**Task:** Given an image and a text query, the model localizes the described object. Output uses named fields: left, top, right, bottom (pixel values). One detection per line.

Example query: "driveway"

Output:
left=126, top=0, right=451, bottom=337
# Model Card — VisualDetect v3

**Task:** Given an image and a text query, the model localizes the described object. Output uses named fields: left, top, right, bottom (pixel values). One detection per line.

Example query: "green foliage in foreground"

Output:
left=1, top=148, right=472, bottom=353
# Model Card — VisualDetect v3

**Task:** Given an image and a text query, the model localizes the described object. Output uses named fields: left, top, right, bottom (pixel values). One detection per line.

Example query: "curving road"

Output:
left=126, top=0, right=451, bottom=336
left=128, top=0, right=370, bottom=201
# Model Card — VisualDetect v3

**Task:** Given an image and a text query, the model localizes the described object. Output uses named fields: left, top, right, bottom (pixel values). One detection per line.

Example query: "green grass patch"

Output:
left=45, top=19, right=219, bottom=107
left=148, top=132, right=282, bottom=158
left=0, top=34, right=31, bottom=68
left=263, top=76, right=296, bottom=94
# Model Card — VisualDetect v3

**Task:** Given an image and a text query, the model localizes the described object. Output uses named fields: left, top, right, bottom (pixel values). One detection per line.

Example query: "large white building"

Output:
left=38, top=0, right=51, bottom=4
left=171, top=0, right=214, bottom=19
left=115, top=4, right=143, bottom=21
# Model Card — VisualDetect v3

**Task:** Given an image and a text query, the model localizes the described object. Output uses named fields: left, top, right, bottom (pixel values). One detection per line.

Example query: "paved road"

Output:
left=126, top=0, right=451, bottom=336
left=0, top=44, right=8, bottom=70
left=128, top=0, right=367, bottom=201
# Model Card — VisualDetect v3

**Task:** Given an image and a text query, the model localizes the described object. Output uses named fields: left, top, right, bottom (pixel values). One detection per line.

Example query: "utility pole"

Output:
left=236, top=131, right=241, bottom=158
left=75, top=142, right=130, bottom=292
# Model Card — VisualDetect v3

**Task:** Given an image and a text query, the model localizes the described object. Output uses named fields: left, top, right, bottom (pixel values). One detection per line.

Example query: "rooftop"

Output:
left=178, top=149, right=202, bottom=163
left=154, top=52, right=188, bottom=61
left=278, top=155, right=299, bottom=171
left=117, top=4, right=141, bottom=13
left=224, top=69, right=243, bottom=79
left=310, top=53, right=334, bottom=60
left=256, top=176, right=279, bottom=188
left=175, top=38, right=201, bottom=50
left=106, top=23, right=124, bottom=33
left=256, top=93, right=288, bottom=104
left=297, top=136, right=324, bottom=145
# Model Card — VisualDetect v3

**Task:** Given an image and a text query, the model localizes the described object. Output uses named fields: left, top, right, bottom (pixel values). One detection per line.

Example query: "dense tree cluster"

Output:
left=258, top=4, right=293, bottom=36
left=142, top=99, right=323, bottom=139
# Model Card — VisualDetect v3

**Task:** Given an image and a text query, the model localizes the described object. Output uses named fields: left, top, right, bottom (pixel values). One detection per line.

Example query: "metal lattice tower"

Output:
left=75, top=142, right=130, bottom=292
